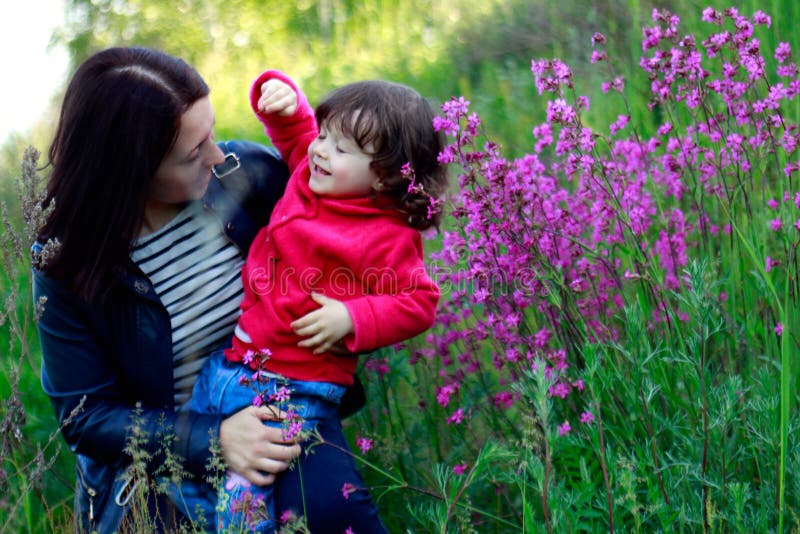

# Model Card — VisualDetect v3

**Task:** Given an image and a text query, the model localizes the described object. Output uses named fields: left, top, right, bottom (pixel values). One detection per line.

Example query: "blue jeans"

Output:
left=178, top=350, right=387, bottom=533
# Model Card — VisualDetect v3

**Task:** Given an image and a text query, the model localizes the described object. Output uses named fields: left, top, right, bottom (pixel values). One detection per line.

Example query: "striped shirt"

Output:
left=131, top=201, right=245, bottom=409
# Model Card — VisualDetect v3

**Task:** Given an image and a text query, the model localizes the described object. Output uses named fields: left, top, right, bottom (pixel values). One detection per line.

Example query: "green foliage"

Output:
left=348, top=262, right=800, bottom=532
left=0, top=149, right=73, bottom=532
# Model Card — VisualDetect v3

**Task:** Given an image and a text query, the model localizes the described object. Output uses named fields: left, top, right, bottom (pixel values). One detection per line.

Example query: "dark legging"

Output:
left=274, top=414, right=388, bottom=533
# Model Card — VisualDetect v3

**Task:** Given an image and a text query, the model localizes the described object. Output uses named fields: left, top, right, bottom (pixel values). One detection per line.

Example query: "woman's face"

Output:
left=149, top=96, right=224, bottom=204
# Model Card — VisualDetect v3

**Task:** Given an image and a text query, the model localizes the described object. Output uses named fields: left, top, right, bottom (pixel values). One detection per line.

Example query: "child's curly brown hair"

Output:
left=315, top=80, right=447, bottom=230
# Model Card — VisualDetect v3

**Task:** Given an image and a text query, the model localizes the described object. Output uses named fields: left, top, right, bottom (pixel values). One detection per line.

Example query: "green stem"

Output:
left=313, top=434, right=520, bottom=529
left=778, top=280, right=790, bottom=532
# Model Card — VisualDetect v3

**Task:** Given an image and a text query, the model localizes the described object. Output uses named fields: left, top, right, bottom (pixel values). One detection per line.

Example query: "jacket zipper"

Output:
left=75, top=463, right=97, bottom=522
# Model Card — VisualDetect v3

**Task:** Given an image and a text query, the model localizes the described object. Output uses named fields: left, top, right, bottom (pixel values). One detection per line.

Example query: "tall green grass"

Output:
left=0, top=149, right=73, bottom=532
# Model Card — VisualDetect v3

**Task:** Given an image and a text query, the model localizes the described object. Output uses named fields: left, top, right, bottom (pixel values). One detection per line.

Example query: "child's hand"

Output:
left=257, top=79, right=297, bottom=116
left=291, top=293, right=354, bottom=355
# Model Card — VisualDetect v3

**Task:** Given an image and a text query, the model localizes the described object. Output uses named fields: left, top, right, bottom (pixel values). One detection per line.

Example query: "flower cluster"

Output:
left=356, top=436, right=373, bottom=454
left=225, top=474, right=269, bottom=532
left=401, top=161, right=444, bottom=221
left=416, top=6, right=800, bottom=439
left=237, top=350, right=306, bottom=442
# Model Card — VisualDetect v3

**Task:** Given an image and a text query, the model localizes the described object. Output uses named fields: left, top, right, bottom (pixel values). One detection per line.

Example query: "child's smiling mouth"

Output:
left=312, top=161, right=331, bottom=176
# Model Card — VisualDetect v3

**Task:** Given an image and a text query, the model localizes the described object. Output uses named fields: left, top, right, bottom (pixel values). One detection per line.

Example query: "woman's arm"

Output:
left=34, top=270, right=221, bottom=475
left=34, top=270, right=299, bottom=482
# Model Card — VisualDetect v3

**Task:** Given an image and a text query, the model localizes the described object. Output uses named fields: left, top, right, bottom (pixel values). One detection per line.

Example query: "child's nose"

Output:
left=312, top=138, right=330, bottom=158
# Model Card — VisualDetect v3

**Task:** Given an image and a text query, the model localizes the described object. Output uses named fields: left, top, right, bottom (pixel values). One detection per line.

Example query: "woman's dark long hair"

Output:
left=39, top=47, right=209, bottom=302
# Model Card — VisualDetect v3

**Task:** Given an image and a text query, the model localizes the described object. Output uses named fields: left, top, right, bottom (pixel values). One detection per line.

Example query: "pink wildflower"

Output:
left=427, top=197, right=443, bottom=220
left=280, top=510, right=297, bottom=523
left=447, top=408, right=465, bottom=425
left=453, top=463, right=468, bottom=475
left=657, top=122, right=673, bottom=137
left=546, top=98, right=577, bottom=124
left=365, top=358, right=390, bottom=375
left=752, top=10, right=771, bottom=27
left=601, top=76, right=625, bottom=94
left=549, top=382, right=571, bottom=399
left=270, top=386, right=291, bottom=403
left=591, top=32, right=606, bottom=46
left=557, top=421, right=571, bottom=436
left=775, top=322, right=784, bottom=336
left=701, top=7, right=722, bottom=25
left=356, top=437, right=373, bottom=454
left=770, top=218, right=782, bottom=231
left=441, top=96, right=470, bottom=119
left=341, top=483, right=357, bottom=500
left=433, top=116, right=458, bottom=138
left=590, top=50, right=607, bottom=64
left=282, top=420, right=304, bottom=441
left=580, top=411, right=595, bottom=425
left=493, top=391, right=515, bottom=409
left=775, top=42, right=792, bottom=63
left=534, top=326, right=551, bottom=347
left=436, top=383, right=458, bottom=407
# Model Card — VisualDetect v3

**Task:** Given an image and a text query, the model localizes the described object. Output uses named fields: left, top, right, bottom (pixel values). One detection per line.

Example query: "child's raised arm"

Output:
left=249, top=70, right=317, bottom=173
left=256, top=79, right=297, bottom=116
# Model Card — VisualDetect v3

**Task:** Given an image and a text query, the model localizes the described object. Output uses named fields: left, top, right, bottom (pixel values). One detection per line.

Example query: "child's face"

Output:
left=307, top=119, right=379, bottom=198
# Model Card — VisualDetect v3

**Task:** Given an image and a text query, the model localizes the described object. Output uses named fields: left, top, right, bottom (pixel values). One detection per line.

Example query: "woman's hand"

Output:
left=291, top=292, right=354, bottom=354
left=219, top=405, right=301, bottom=486
left=257, top=79, right=298, bottom=116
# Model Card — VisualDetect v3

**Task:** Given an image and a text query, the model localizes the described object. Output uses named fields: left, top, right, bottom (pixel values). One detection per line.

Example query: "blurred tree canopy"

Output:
left=4, top=0, right=798, bottom=178
left=53, top=0, right=667, bottom=151
left=53, top=0, right=797, bottom=155
left=58, top=0, right=467, bottom=143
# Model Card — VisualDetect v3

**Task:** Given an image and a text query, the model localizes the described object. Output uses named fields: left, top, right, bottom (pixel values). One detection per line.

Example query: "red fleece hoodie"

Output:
left=225, top=70, right=440, bottom=385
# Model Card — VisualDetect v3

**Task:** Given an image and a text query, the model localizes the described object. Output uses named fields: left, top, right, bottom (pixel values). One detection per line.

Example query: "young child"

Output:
left=190, top=70, right=447, bottom=531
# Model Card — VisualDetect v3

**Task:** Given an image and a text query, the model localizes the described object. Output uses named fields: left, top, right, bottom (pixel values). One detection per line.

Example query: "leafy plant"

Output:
left=349, top=6, right=800, bottom=532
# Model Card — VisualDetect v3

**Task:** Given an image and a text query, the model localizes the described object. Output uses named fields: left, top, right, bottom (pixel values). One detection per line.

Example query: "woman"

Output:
left=32, top=47, right=361, bottom=532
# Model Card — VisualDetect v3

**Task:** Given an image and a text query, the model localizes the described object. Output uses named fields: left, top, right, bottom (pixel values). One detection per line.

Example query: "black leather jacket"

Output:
left=33, top=140, right=289, bottom=532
